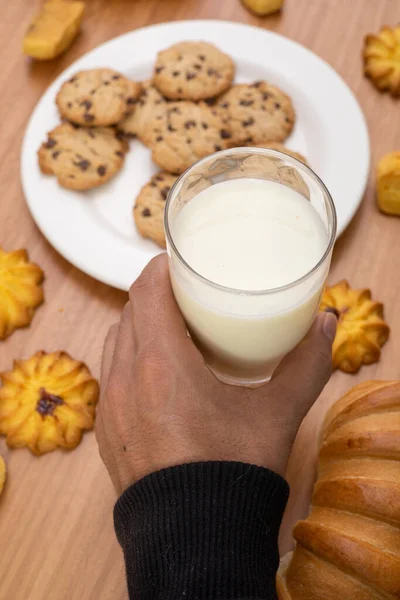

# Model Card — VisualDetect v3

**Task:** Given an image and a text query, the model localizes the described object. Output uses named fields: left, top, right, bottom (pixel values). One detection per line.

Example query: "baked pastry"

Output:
left=141, top=101, right=232, bottom=174
left=38, top=122, right=129, bottom=190
left=241, top=0, right=283, bottom=16
left=363, top=25, right=400, bottom=96
left=376, top=151, right=400, bottom=216
left=0, top=455, right=5, bottom=497
left=23, top=0, right=84, bottom=60
left=249, top=142, right=307, bottom=165
left=216, top=82, right=295, bottom=146
left=118, top=80, right=167, bottom=140
left=134, top=172, right=178, bottom=247
left=153, top=41, right=235, bottom=101
left=277, top=380, right=400, bottom=600
left=0, top=351, right=99, bottom=455
left=56, top=69, right=142, bottom=126
left=320, top=280, right=389, bottom=373
left=0, top=247, right=44, bottom=340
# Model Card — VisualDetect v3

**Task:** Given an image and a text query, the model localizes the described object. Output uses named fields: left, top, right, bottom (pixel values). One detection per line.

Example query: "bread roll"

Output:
left=277, top=380, right=400, bottom=600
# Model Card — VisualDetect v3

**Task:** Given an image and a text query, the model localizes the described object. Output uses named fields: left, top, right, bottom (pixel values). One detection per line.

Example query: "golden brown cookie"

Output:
left=142, top=101, right=232, bottom=174
left=0, top=456, right=6, bottom=497
left=247, top=142, right=307, bottom=165
left=216, top=81, right=295, bottom=145
left=0, top=351, right=99, bottom=455
left=23, top=0, right=84, bottom=60
left=241, top=0, right=283, bottom=15
left=363, top=25, right=400, bottom=96
left=38, top=122, right=129, bottom=191
left=56, top=69, right=142, bottom=126
left=134, top=172, right=178, bottom=247
left=153, top=41, right=235, bottom=101
left=376, top=151, right=400, bottom=216
left=118, top=80, right=167, bottom=140
left=320, top=280, right=390, bottom=373
left=0, top=247, right=44, bottom=340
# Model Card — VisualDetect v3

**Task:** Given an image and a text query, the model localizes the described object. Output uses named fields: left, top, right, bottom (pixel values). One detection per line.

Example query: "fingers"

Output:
left=129, top=253, right=202, bottom=362
left=99, top=323, right=119, bottom=404
left=269, top=312, right=337, bottom=420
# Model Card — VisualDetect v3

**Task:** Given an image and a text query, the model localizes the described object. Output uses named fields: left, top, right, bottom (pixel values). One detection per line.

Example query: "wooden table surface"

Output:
left=1, top=0, right=399, bottom=598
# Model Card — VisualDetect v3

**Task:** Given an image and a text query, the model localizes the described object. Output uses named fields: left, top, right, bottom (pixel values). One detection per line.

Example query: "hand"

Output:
left=96, top=254, right=336, bottom=495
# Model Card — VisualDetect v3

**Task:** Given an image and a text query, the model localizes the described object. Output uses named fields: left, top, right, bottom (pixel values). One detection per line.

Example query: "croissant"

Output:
left=277, top=380, right=400, bottom=600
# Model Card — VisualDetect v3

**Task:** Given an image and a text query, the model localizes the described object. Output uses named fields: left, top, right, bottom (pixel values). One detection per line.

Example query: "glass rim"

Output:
left=164, top=146, right=337, bottom=296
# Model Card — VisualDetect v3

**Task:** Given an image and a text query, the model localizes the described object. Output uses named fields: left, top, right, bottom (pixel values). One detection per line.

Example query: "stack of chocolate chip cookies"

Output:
left=38, top=41, right=305, bottom=247
left=38, top=68, right=141, bottom=190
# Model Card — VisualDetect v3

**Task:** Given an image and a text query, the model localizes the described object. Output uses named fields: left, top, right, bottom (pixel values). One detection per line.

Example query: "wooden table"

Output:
left=0, top=0, right=399, bottom=598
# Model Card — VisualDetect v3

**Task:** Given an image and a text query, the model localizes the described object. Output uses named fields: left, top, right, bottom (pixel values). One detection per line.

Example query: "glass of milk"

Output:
left=164, top=147, right=336, bottom=387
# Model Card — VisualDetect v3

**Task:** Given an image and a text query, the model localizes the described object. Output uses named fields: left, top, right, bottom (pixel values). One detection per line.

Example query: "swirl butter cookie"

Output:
left=216, top=81, right=295, bottom=145
left=134, top=172, right=178, bottom=247
left=363, top=25, right=400, bottom=96
left=142, top=101, right=232, bottom=174
left=0, top=456, right=5, bottom=497
left=153, top=41, right=234, bottom=101
left=320, top=281, right=390, bottom=373
left=0, top=247, right=44, bottom=340
left=56, top=69, right=142, bottom=126
left=38, top=123, right=129, bottom=191
left=0, top=351, right=99, bottom=455
left=376, top=151, right=400, bottom=216
left=118, top=80, right=167, bottom=140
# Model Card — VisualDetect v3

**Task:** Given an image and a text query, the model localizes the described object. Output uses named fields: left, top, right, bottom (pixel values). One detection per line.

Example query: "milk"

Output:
left=168, top=178, right=330, bottom=384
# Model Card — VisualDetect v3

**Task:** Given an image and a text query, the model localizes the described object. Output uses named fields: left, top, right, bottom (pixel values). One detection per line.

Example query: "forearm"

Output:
left=114, top=461, right=289, bottom=600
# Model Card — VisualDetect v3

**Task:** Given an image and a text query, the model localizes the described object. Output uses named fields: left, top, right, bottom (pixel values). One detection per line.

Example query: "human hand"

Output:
left=96, top=254, right=336, bottom=495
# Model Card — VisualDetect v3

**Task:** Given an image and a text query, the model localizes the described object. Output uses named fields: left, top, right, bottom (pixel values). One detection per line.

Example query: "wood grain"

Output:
left=0, top=0, right=399, bottom=598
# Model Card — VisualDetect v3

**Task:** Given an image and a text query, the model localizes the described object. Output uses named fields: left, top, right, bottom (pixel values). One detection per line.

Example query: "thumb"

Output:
left=270, top=312, right=337, bottom=421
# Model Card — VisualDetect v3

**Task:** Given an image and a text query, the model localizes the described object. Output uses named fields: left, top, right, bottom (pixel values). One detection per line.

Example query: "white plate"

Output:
left=21, top=20, right=370, bottom=291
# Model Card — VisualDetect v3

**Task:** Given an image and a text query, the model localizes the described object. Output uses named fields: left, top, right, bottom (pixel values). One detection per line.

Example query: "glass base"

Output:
left=188, top=331, right=281, bottom=388
left=207, top=366, right=273, bottom=388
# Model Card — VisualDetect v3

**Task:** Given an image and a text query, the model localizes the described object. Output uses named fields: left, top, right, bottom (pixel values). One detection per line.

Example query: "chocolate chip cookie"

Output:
left=38, top=123, right=129, bottom=190
left=56, top=69, right=142, bottom=126
left=118, top=80, right=167, bottom=140
left=153, top=41, right=235, bottom=101
left=216, top=81, right=295, bottom=145
left=141, top=101, right=232, bottom=174
left=134, top=172, right=178, bottom=247
left=251, top=142, right=308, bottom=165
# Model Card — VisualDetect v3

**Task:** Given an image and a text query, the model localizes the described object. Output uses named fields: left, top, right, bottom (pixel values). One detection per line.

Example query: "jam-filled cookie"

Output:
left=0, top=351, right=99, bottom=455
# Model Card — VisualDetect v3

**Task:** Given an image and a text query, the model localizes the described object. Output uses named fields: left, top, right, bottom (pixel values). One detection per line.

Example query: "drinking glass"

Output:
left=164, top=147, right=336, bottom=387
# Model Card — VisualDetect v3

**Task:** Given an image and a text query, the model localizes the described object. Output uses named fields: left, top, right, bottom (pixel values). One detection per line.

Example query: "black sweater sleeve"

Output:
left=114, top=461, right=289, bottom=600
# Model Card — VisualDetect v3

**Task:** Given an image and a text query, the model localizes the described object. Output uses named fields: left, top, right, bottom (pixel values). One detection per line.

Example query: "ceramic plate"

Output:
left=21, top=20, right=370, bottom=290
